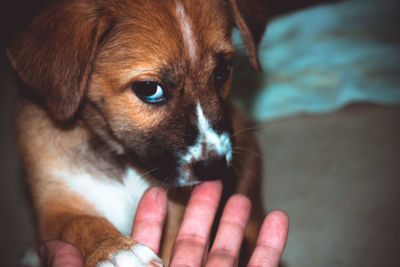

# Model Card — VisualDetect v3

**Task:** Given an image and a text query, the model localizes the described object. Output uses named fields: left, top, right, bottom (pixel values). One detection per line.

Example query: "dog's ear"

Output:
left=229, top=0, right=268, bottom=71
left=7, top=1, right=110, bottom=121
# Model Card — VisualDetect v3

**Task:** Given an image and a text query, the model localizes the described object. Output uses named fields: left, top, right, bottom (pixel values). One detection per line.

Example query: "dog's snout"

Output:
left=192, top=156, right=228, bottom=181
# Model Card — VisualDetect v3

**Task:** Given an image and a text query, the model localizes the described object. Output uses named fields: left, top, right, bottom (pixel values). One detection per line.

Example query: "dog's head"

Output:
left=7, top=0, right=267, bottom=186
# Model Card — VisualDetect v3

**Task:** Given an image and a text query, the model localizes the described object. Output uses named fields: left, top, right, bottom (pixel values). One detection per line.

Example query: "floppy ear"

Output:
left=229, top=0, right=268, bottom=71
left=7, top=1, right=109, bottom=121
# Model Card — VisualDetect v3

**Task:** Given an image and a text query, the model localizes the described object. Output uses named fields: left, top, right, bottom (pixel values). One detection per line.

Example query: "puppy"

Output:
left=7, top=0, right=267, bottom=266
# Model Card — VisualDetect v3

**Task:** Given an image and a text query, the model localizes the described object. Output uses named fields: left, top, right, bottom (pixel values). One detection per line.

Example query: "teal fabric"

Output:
left=232, top=0, right=400, bottom=121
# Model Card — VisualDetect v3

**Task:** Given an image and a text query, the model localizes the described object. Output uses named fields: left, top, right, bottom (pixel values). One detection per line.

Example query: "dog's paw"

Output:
left=97, top=244, right=163, bottom=267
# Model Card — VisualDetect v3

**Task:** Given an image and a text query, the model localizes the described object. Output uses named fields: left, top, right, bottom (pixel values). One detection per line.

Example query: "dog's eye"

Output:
left=132, top=81, right=166, bottom=104
left=214, top=59, right=232, bottom=88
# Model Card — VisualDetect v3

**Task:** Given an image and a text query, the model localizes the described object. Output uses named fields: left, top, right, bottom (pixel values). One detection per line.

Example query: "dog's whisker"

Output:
left=232, top=124, right=266, bottom=137
left=141, top=167, right=159, bottom=178
left=229, top=162, right=241, bottom=179
left=233, top=146, right=264, bottom=160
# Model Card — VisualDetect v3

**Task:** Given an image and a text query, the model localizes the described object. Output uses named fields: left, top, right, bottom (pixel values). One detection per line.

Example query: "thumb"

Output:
left=39, top=240, right=84, bottom=267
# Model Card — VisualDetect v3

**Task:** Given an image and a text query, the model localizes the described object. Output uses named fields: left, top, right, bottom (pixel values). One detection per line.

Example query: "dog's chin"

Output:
left=175, top=173, right=229, bottom=187
left=176, top=178, right=202, bottom=187
left=175, top=165, right=230, bottom=187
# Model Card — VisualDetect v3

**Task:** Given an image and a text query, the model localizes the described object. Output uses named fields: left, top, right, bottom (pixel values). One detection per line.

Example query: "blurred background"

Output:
left=1, top=0, right=399, bottom=266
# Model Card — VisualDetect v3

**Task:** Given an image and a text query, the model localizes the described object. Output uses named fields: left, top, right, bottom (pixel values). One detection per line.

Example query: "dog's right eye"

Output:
left=131, top=81, right=166, bottom=104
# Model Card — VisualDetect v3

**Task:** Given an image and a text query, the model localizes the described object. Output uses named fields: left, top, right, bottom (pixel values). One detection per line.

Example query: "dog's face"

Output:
left=7, top=0, right=267, bottom=186
left=87, top=0, right=234, bottom=185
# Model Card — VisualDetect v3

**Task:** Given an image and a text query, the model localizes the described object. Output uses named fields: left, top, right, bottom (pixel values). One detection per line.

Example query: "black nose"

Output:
left=192, top=156, right=228, bottom=181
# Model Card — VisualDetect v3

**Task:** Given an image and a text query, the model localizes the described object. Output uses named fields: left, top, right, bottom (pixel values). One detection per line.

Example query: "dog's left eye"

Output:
left=214, top=59, right=232, bottom=88
left=132, top=81, right=166, bottom=104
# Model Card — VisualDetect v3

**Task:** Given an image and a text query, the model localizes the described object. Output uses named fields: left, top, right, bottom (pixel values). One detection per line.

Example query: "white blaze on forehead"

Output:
left=175, top=1, right=197, bottom=61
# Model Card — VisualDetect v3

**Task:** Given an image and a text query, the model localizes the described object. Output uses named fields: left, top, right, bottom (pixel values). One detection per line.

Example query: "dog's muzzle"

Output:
left=191, top=155, right=228, bottom=182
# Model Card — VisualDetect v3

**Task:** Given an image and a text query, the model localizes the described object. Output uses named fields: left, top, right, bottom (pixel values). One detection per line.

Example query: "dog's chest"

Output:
left=54, top=167, right=150, bottom=236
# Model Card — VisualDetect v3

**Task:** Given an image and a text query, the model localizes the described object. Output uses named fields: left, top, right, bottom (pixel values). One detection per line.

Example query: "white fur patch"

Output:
left=196, top=103, right=232, bottom=161
left=175, top=1, right=197, bottom=61
left=178, top=103, right=232, bottom=185
left=97, top=244, right=163, bottom=267
left=53, top=168, right=150, bottom=236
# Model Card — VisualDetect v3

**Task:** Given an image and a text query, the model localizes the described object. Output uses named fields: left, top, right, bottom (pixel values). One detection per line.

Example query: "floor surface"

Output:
left=260, top=104, right=400, bottom=267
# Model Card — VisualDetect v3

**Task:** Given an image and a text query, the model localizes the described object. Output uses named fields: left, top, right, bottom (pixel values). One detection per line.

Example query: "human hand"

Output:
left=39, top=181, right=289, bottom=267
left=167, top=181, right=289, bottom=267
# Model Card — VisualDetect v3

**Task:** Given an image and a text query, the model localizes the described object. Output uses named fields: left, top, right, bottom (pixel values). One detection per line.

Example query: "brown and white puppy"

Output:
left=7, top=0, right=267, bottom=266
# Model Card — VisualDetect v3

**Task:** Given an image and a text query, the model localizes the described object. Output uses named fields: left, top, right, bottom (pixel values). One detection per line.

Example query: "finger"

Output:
left=39, top=240, right=84, bottom=267
left=205, top=194, right=251, bottom=267
left=131, top=186, right=168, bottom=254
left=248, top=210, right=289, bottom=267
left=170, top=180, right=223, bottom=267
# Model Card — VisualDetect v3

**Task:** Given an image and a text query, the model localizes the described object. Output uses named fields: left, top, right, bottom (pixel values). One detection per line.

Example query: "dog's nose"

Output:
left=192, top=156, right=228, bottom=181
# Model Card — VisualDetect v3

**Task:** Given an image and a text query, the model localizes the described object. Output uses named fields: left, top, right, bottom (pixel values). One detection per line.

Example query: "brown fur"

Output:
left=8, top=0, right=267, bottom=265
